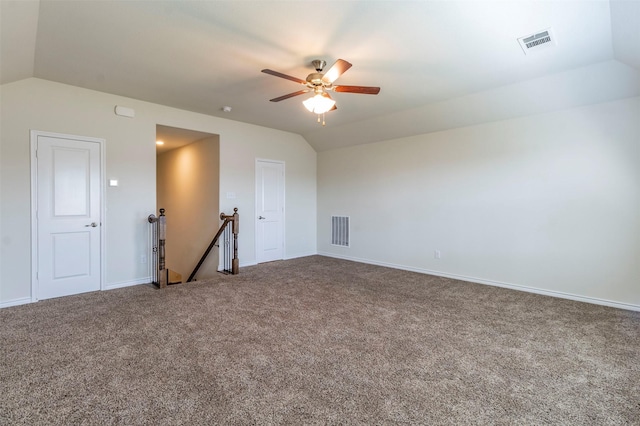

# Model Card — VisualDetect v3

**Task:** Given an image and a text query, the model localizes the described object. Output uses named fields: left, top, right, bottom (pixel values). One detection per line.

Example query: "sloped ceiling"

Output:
left=1, top=0, right=639, bottom=151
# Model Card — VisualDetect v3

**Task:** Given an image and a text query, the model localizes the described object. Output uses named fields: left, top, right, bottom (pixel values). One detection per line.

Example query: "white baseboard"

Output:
left=236, top=252, right=317, bottom=269
left=217, top=261, right=258, bottom=271
left=318, top=252, right=640, bottom=312
left=0, top=297, right=33, bottom=309
left=285, top=251, right=318, bottom=260
left=0, top=278, right=151, bottom=310
left=104, top=277, right=150, bottom=290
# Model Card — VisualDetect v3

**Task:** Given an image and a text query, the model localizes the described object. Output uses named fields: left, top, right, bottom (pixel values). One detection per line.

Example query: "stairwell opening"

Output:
left=155, top=124, right=220, bottom=282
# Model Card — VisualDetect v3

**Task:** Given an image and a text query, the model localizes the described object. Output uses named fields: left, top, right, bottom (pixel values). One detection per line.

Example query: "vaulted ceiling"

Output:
left=1, top=0, right=639, bottom=151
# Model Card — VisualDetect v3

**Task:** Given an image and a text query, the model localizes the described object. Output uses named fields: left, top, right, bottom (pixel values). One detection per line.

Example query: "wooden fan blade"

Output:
left=322, top=59, right=352, bottom=84
left=261, top=69, right=306, bottom=85
left=269, top=90, right=309, bottom=102
left=334, top=85, right=381, bottom=95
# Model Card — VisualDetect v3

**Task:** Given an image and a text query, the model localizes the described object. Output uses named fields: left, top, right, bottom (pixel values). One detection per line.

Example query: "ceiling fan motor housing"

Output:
left=306, top=72, right=326, bottom=86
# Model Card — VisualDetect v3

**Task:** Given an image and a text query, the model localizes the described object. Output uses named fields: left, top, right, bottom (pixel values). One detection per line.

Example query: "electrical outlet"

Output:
left=141, top=254, right=147, bottom=264
left=434, top=250, right=441, bottom=259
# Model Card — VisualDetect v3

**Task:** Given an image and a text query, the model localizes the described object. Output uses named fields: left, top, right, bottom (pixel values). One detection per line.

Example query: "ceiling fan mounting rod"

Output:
left=311, top=59, right=326, bottom=72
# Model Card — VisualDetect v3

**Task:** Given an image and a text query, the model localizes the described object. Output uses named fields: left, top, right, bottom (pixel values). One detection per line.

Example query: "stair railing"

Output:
left=148, top=208, right=167, bottom=288
left=187, top=208, right=239, bottom=282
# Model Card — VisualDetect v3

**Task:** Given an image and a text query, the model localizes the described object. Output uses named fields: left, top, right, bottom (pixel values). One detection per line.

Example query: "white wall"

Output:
left=3, top=77, right=636, bottom=310
left=0, top=78, right=317, bottom=306
left=218, top=124, right=318, bottom=263
left=318, top=97, right=640, bottom=309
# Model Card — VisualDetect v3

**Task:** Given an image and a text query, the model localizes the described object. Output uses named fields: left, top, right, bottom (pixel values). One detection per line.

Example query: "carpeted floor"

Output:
left=1, top=256, right=639, bottom=425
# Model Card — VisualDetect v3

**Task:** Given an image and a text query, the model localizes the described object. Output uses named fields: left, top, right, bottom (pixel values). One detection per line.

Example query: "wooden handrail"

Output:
left=187, top=208, right=239, bottom=282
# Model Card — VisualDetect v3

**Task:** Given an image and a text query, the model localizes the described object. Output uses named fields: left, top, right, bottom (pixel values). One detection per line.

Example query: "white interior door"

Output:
left=256, top=160, right=284, bottom=263
left=34, top=132, right=102, bottom=300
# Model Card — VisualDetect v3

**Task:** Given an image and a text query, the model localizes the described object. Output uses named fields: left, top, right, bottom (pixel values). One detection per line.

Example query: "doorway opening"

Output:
left=155, top=125, right=220, bottom=281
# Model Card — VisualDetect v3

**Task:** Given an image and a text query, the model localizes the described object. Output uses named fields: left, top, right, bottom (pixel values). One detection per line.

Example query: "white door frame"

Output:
left=30, top=130, right=106, bottom=302
left=255, top=158, right=285, bottom=263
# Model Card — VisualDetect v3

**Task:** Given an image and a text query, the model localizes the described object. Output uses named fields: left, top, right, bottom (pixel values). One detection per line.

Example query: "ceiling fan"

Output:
left=261, top=59, right=380, bottom=124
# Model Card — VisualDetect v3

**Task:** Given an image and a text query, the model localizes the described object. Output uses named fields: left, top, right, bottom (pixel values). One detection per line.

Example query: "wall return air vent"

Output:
left=517, top=28, right=556, bottom=54
left=331, top=216, right=350, bottom=247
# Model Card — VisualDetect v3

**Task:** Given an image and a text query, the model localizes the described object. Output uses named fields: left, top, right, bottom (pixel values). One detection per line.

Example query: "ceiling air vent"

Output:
left=518, top=28, right=556, bottom=55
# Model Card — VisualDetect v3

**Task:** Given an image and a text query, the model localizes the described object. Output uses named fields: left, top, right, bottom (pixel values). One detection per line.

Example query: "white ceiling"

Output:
left=2, top=0, right=639, bottom=151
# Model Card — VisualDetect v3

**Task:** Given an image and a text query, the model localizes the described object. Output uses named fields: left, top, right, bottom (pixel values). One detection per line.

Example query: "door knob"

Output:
left=258, top=216, right=265, bottom=220
left=85, top=222, right=98, bottom=227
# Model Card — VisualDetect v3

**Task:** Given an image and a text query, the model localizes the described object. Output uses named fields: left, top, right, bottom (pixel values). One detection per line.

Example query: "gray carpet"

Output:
left=1, top=255, right=638, bottom=425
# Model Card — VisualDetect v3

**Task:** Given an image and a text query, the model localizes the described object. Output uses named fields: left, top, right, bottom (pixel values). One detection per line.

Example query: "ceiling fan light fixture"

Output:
left=303, top=93, right=336, bottom=114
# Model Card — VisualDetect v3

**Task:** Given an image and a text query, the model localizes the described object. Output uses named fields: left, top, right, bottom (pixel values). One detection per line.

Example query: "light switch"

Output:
left=109, top=179, right=118, bottom=187
left=226, top=191, right=236, bottom=199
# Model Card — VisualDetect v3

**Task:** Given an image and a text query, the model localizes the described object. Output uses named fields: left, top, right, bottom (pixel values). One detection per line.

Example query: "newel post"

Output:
left=148, top=208, right=167, bottom=288
left=232, top=207, right=239, bottom=274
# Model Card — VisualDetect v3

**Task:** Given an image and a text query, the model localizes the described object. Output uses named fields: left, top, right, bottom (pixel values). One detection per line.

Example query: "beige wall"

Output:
left=157, top=135, right=220, bottom=280
left=318, top=97, right=640, bottom=309
left=0, top=78, right=317, bottom=306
